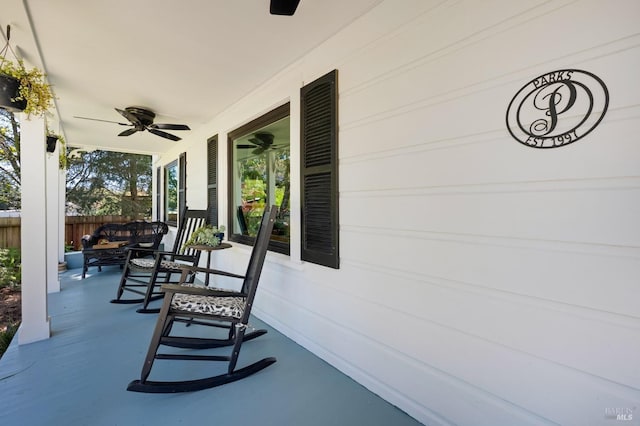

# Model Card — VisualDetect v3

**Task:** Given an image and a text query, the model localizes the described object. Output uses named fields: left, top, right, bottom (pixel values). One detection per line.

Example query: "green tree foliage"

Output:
left=237, top=150, right=290, bottom=235
left=1, top=108, right=152, bottom=217
left=66, top=150, right=152, bottom=218
left=0, top=323, right=19, bottom=357
left=0, top=248, right=21, bottom=289
left=0, top=109, right=21, bottom=209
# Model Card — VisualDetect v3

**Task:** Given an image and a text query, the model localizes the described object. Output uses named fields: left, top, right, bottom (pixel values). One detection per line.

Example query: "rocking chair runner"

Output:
left=111, top=207, right=208, bottom=313
left=127, top=206, right=278, bottom=393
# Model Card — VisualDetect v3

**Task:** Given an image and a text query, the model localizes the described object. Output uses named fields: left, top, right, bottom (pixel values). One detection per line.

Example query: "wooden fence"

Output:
left=0, top=215, right=138, bottom=251
left=0, top=217, right=21, bottom=249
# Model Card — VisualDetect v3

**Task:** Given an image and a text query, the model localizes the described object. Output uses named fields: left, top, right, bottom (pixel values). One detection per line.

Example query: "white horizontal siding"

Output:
left=325, top=0, right=640, bottom=423
left=169, top=0, right=640, bottom=424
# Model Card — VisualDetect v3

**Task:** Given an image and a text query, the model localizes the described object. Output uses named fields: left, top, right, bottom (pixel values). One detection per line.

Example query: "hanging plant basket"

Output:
left=0, top=25, right=53, bottom=117
left=0, top=73, right=27, bottom=112
left=46, top=135, right=58, bottom=153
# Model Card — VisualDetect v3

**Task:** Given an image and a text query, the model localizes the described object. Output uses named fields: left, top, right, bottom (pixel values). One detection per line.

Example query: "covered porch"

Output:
left=0, top=265, right=420, bottom=426
left=2, top=1, right=639, bottom=424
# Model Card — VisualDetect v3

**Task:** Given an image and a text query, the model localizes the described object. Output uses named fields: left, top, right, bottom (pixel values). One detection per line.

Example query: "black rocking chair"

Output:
left=111, top=207, right=208, bottom=313
left=127, top=206, right=277, bottom=393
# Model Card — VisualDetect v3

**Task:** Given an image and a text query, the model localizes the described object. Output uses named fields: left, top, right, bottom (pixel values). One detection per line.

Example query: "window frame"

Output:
left=227, top=102, right=291, bottom=255
left=164, top=159, right=178, bottom=227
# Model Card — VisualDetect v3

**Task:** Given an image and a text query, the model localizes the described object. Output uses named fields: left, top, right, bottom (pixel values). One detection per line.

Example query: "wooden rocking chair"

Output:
left=127, top=206, right=277, bottom=393
left=110, top=207, right=208, bottom=313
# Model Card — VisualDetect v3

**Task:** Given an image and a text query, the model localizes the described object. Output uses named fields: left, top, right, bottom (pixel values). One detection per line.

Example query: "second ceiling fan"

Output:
left=238, top=132, right=285, bottom=155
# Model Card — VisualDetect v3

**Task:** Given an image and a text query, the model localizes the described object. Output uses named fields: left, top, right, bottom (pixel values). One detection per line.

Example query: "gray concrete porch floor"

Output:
left=0, top=266, right=422, bottom=426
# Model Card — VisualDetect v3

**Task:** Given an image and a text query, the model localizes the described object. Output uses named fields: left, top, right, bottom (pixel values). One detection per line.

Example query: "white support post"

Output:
left=47, top=143, right=60, bottom=293
left=59, top=167, right=66, bottom=264
left=19, top=115, right=51, bottom=344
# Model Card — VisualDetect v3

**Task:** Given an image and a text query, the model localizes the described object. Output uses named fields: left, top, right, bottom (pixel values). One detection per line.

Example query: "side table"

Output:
left=187, top=243, right=232, bottom=286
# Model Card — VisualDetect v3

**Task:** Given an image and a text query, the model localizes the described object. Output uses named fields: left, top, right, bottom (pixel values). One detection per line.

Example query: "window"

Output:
left=228, top=103, right=290, bottom=254
left=164, top=153, right=186, bottom=227
left=164, top=160, right=178, bottom=226
left=207, top=136, right=218, bottom=227
left=300, top=70, right=339, bottom=268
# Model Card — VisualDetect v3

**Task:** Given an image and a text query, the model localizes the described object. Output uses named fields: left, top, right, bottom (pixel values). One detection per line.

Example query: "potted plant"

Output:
left=0, top=26, right=54, bottom=117
left=0, top=69, right=26, bottom=112
left=58, top=135, right=67, bottom=170
left=45, top=126, right=67, bottom=168
left=0, top=57, right=53, bottom=117
left=46, top=133, right=58, bottom=153
left=182, top=225, right=226, bottom=250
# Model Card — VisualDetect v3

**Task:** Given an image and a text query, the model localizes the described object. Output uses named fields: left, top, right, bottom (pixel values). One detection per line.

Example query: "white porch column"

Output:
left=58, top=167, right=66, bottom=264
left=47, top=142, right=60, bottom=293
left=19, top=115, right=51, bottom=344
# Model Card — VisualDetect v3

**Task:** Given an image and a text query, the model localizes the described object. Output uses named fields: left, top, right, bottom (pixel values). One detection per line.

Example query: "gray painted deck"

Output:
left=0, top=266, right=422, bottom=426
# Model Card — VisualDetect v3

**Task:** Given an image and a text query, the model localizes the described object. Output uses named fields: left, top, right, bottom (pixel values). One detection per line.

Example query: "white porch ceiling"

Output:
left=2, top=0, right=382, bottom=155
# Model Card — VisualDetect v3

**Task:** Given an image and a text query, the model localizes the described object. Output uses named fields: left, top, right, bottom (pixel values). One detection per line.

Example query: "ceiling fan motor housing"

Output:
left=125, top=106, right=156, bottom=126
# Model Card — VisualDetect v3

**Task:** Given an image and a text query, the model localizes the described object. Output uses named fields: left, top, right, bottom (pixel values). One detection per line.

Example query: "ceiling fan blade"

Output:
left=115, top=108, right=143, bottom=126
left=118, top=128, right=139, bottom=137
left=74, top=116, right=130, bottom=126
left=237, top=144, right=256, bottom=149
left=270, top=0, right=300, bottom=15
left=149, top=123, right=191, bottom=131
left=148, top=127, right=181, bottom=141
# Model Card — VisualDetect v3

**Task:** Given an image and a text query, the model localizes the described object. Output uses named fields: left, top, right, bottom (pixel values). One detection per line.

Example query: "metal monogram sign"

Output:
left=506, top=69, right=609, bottom=148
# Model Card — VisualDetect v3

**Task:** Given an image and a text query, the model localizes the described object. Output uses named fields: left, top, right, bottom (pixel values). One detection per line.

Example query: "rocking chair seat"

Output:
left=171, top=287, right=246, bottom=319
left=130, top=258, right=188, bottom=271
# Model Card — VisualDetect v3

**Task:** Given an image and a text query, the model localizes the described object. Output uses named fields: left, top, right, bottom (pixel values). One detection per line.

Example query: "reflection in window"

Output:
left=230, top=112, right=290, bottom=252
left=165, top=160, right=178, bottom=226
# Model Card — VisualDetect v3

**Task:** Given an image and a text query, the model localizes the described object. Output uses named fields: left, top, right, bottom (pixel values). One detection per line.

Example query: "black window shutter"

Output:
left=207, top=136, right=218, bottom=227
left=155, top=166, right=161, bottom=220
left=178, top=152, right=187, bottom=218
left=300, top=69, right=339, bottom=268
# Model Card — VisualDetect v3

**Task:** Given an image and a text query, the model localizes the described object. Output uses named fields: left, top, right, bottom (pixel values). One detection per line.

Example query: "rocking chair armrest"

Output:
left=148, top=249, right=178, bottom=257
left=160, top=284, right=247, bottom=298
left=136, top=249, right=191, bottom=260
left=125, top=246, right=156, bottom=253
left=170, top=253, right=197, bottom=262
left=181, top=265, right=245, bottom=280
